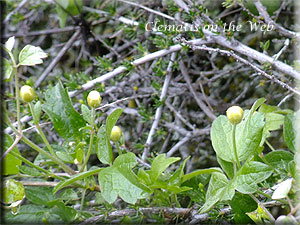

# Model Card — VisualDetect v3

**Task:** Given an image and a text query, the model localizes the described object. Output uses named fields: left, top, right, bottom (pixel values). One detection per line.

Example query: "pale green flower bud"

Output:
left=226, top=106, right=244, bottom=125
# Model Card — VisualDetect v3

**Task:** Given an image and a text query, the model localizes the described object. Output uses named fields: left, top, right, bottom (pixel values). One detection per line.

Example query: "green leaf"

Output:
left=50, top=201, right=77, bottom=222
left=169, top=156, right=190, bottom=185
left=149, top=154, right=180, bottom=182
left=5, top=205, right=54, bottom=223
left=230, top=192, right=257, bottom=224
left=265, top=112, right=284, bottom=131
left=283, top=113, right=296, bottom=152
left=56, top=0, right=69, bottom=9
left=55, top=0, right=82, bottom=27
left=33, top=101, right=42, bottom=124
left=232, top=161, right=273, bottom=194
left=75, top=147, right=84, bottom=164
left=246, top=204, right=271, bottom=224
left=217, top=156, right=234, bottom=179
left=250, top=98, right=266, bottom=115
left=81, top=104, right=91, bottom=124
left=97, top=125, right=113, bottom=165
left=260, top=107, right=285, bottom=145
left=182, top=167, right=222, bottom=183
left=137, top=169, right=152, bottom=186
left=3, top=179, right=25, bottom=204
left=66, top=0, right=82, bottom=16
left=43, top=81, right=86, bottom=139
left=59, top=189, right=78, bottom=200
left=3, top=134, right=22, bottom=175
left=25, top=187, right=55, bottom=205
left=56, top=4, right=68, bottom=28
left=199, top=172, right=229, bottom=213
left=288, top=161, right=300, bottom=180
left=18, top=165, right=41, bottom=176
left=18, top=45, right=47, bottom=66
left=53, top=167, right=102, bottom=194
left=265, top=150, right=294, bottom=173
left=258, top=103, right=279, bottom=114
left=5, top=203, right=75, bottom=223
left=98, top=152, right=151, bottom=204
left=56, top=151, right=74, bottom=163
left=272, top=178, right=293, bottom=200
left=106, top=108, right=123, bottom=137
left=5, top=36, right=15, bottom=52
left=4, top=58, right=13, bottom=81
left=211, top=110, right=265, bottom=162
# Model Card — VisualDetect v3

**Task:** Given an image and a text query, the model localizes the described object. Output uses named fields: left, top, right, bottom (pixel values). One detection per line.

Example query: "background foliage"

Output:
left=2, top=0, right=300, bottom=224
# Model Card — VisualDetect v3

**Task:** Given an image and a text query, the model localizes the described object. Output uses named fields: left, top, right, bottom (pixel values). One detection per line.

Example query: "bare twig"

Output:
left=80, top=207, right=191, bottom=224
left=180, top=41, right=300, bottom=97
left=142, top=53, right=177, bottom=161
left=4, top=0, right=29, bottom=24
left=1, top=134, right=22, bottom=161
left=165, top=101, right=194, bottom=130
left=164, top=124, right=210, bottom=157
left=172, top=0, right=300, bottom=80
left=4, top=26, right=78, bottom=39
left=35, top=30, right=81, bottom=87
left=254, top=0, right=299, bottom=39
left=277, top=93, right=294, bottom=107
left=68, top=38, right=211, bottom=98
left=21, top=181, right=59, bottom=187
left=80, top=200, right=283, bottom=225
left=272, top=39, right=290, bottom=62
left=179, top=60, right=216, bottom=120
left=118, top=0, right=176, bottom=22
left=166, top=136, right=190, bottom=158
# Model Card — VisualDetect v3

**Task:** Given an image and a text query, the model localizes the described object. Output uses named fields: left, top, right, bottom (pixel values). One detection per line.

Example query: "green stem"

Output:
left=289, top=202, right=300, bottom=216
left=14, top=66, right=21, bottom=132
left=265, top=140, right=276, bottom=151
left=80, top=189, right=87, bottom=211
left=4, top=112, right=19, bottom=134
left=249, top=193, right=275, bottom=223
left=4, top=106, right=75, bottom=175
left=233, top=161, right=237, bottom=176
left=232, top=124, right=241, bottom=169
left=29, top=103, right=57, bottom=158
left=9, top=150, right=64, bottom=181
left=172, top=194, right=180, bottom=208
left=21, top=135, right=76, bottom=175
left=6, top=47, right=20, bottom=132
left=257, top=189, right=288, bottom=204
left=7, top=49, right=17, bottom=67
left=116, top=142, right=122, bottom=156
left=80, top=108, right=96, bottom=172
left=80, top=133, right=94, bottom=172
left=259, top=153, right=280, bottom=176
